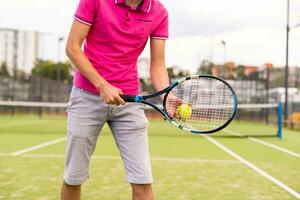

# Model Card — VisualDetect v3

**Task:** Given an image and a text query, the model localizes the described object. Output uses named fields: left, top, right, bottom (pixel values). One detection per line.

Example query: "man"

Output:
left=61, top=0, right=170, bottom=199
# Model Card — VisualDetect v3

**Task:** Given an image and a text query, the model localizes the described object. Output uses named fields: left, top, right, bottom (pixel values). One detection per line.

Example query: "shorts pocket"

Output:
left=133, top=104, right=149, bottom=129
left=66, top=89, right=80, bottom=113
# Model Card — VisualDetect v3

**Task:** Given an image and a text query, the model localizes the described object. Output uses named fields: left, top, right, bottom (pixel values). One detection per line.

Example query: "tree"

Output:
left=56, top=62, right=73, bottom=81
left=248, top=71, right=259, bottom=80
left=178, top=70, right=190, bottom=77
left=17, top=70, right=28, bottom=81
left=139, top=78, right=155, bottom=93
left=167, top=68, right=176, bottom=79
left=197, top=60, right=213, bottom=75
left=32, top=60, right=72, bottom=81
left=235, top=65, right=245, bottom=80
left=0, top=62, right=10, bottom=77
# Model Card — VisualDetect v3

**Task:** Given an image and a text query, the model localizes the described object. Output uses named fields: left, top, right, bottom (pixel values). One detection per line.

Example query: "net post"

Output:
left=277, top=102, right=283, bottom=139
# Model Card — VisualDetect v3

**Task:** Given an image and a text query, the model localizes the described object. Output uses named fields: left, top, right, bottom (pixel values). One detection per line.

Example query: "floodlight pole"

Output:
left=221, top=40, right=226, bottom=78
left=37, top=32, right=53, bottom=116
left=284, top=0, right=290, bottom=124
left=56, top=37, right=64, bottom=83
left=221, top=40, right=226, bottom=65
left=209, top=36, right=214, bottom=64
left=56, top=36, right=64, bottom=103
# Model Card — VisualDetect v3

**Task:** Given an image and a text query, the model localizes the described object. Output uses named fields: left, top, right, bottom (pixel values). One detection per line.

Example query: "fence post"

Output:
left=277, top=102, right=283, bottom=139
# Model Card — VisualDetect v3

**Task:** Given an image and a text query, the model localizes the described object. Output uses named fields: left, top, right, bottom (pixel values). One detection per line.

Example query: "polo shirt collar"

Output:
left=115, top=0, right=152, bottom=13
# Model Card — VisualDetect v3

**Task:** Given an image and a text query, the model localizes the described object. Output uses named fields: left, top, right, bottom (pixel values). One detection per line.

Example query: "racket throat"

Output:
left=134, top=96, right=143, bottom=102
left=120, top=95, right=143, bottom=102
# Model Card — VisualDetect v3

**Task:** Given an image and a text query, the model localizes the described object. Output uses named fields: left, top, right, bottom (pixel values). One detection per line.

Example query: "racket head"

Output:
left=163, top=75, right=237, bottom=134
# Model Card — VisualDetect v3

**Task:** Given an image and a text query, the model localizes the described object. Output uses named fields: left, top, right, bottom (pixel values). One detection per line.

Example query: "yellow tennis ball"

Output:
left=177, top=104, right=192, bottom=118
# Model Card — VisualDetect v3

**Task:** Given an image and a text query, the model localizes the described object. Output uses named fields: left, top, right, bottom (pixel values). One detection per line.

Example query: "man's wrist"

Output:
left=94, top=79, right=109, bottom=91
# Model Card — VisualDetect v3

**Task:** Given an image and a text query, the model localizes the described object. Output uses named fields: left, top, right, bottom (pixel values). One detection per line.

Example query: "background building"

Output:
left=0, top=28, right=39, bottom=75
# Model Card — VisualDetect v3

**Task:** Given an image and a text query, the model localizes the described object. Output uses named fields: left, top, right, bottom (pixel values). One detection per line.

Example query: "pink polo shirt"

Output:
left=73, top=0, right=169, bottom=95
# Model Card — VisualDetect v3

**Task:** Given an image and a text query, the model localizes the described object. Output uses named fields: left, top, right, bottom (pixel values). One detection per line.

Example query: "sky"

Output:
left=0, top=0, right=299, bottom=72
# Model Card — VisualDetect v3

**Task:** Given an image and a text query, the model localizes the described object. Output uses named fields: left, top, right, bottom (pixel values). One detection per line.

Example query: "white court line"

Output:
left=249, top=137, right=300, bottom=159
left=150, top=157, right=239, bottom=163
left=224, top=129, right=300, bottom=159
left=0, top=153, right=240, bottom=163
left=204, top=135, right=300, bottom=199
left=10, top=137, right=66, bottom=156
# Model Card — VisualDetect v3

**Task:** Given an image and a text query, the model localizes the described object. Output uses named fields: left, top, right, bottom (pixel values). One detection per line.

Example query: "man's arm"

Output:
left=66, top=20, right=125, bottom=105
left=150, top=39, right=170, bottom=95
left=150, top=39, right=179, bottom=117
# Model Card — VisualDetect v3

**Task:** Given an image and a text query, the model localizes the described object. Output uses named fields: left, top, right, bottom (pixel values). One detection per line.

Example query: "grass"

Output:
left=0, top=115, right=299, bottom=200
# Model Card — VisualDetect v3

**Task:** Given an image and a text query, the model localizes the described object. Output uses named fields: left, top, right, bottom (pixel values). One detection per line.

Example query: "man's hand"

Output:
left=166, top=93, right=182, bottom=118
left=98, top=82, right=125, bottom=105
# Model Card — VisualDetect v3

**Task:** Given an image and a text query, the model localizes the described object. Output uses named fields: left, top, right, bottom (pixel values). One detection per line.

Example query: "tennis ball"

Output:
left=177, top=104, right=192, bottom=118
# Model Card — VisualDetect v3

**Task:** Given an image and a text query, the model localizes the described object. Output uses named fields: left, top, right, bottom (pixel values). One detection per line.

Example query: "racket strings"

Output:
left=166, top=77, right=234, bottom=132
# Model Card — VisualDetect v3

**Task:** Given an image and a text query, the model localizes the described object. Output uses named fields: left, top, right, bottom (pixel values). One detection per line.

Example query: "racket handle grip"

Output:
left=120, top=95, right=137, bottom=102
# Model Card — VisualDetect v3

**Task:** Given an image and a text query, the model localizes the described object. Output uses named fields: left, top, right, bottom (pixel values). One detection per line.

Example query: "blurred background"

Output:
left=0, top=1, right=300, bottom=199
left=0, top=0, right=300, bottom=120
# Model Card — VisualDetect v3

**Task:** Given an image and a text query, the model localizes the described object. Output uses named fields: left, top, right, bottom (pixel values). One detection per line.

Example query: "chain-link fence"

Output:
left=0, top=75, right=72, bottom=102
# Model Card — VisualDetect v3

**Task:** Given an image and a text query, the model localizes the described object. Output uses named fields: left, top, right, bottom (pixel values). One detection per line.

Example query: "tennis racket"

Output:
left=120, top=74, right=237, bottom=134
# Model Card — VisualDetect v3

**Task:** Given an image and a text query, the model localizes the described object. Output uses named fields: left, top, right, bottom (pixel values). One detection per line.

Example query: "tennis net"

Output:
left=234, top=103, right=282, bottom=139
left=0, top=101, right=283, bottom=138
left=144, top=102, right=283, bottom=138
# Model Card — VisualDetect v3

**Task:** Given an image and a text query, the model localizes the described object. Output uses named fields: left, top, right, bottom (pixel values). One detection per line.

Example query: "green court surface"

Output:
left=0, top=115, right=300, bottom=200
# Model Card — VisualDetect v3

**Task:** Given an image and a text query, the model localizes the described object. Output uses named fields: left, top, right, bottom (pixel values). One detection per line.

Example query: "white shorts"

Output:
left=64, top=86, right=152, bottom=185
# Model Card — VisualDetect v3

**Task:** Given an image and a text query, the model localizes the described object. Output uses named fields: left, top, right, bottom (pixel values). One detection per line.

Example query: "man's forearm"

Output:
left=150, top=64, right=170, bottom=95
left=66, top=46, right=108, bottom=90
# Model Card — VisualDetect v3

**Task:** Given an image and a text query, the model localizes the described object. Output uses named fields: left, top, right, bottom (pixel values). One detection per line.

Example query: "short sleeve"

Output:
left=151, top=14, right=169, bottom=40
left=74, top=0, right=97, bottom=26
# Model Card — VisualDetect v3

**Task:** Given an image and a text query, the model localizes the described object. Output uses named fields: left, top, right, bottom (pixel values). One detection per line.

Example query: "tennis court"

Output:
left=0, top=111, right=300, bottom=200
